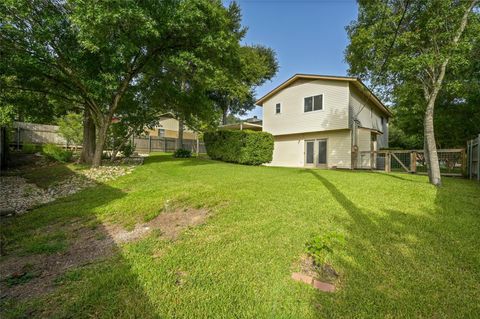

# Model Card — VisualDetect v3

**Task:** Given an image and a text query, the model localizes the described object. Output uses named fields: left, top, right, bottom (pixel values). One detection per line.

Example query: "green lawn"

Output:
left=2, top=153, right=480, bottom=318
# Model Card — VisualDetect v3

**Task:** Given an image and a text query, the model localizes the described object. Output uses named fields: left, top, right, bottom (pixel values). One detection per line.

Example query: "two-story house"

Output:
left=255, top=74, right=392, bottom=169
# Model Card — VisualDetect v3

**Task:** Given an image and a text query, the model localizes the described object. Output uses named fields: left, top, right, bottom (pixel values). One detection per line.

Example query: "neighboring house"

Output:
left=146, top=115, right=197, bottom=140
left=255, top=74, right=392, bottom=169
left=219, top=116, right=263, bottom=131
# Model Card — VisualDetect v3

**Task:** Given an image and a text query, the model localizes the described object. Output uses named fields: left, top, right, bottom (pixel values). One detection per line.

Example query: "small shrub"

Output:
left=22, top=143, right=37, bottom=154
left=120, top=141, right=135, bottom=158
left=305, top=232, right=346, bottom=266
left=174, top=148, right=192, bottom=158
left=42, top=144, right=73, bottom=162
left=204, top=130, right=274, bottom=165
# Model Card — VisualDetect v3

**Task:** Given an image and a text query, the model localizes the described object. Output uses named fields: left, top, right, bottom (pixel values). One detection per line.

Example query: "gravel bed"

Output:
left=1, top=164, right=138, bottom=215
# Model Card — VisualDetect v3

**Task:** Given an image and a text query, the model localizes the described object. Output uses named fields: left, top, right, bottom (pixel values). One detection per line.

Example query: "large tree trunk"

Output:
left=222, top=108, right=228, bottom=125
left=424, top=101, right=441, bottom=186
left=80, top=110, right=96, bottom=165
left=92, top=117, right=110, bottom=168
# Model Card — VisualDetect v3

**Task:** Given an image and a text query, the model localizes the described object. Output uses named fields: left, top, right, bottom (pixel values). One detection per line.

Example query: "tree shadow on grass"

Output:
left=0, top=165, right=162, bottom=318
left=145, top=152, right=215, bottom=167
left=306, top=169, right=480, bottom=317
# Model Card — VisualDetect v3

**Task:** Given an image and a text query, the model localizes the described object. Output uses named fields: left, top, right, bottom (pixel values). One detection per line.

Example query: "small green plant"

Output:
left=42, top=144, right=73, bottom=162
left=22, top=143, right=37, bottom=154
left=174, top=148, right=192, bottom=158
left=305, top=232, right=346, bottom=266
left=120, top=141, right=135, bottom=158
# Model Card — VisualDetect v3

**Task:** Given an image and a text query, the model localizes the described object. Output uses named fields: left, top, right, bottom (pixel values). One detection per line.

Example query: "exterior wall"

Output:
left=263, top=79, right=350, bottom=136
left=268, top=130, right=352, bottom=169
left=349, top=84, right=388, bottom=148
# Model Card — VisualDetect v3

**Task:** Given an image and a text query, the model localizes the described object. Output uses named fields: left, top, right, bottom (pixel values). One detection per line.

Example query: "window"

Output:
left=304, top=94, right=323, bottom=112
left=275, top=103, right=281, bottom=114
left=158, top=129, right=165, bottom=137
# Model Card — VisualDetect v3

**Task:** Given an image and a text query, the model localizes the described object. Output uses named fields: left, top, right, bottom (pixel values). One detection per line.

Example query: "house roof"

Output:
left=255, top=74, right=392, bottom=117
left=219, top=122, right=263, bottom=131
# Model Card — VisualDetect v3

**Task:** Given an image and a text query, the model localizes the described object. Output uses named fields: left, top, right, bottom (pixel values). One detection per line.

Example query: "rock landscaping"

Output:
left=1, top=159, right=141, bottom=215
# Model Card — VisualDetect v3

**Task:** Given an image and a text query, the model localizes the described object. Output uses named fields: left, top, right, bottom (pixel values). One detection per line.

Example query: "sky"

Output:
left=225, top=0, right=359, bottom=119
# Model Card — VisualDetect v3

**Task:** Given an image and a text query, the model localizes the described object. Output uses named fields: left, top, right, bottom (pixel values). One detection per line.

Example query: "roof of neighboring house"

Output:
left=255, top=74, right=392, bottom=117
left=219, top=122, right=263, bottom=131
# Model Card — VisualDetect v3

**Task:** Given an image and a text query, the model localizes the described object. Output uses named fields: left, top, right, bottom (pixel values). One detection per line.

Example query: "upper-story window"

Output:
left=158, top=128, right=165, bottom=137
left=304, top=94, right=323, bottom=112
left=275, top=103, right=281, bottom=114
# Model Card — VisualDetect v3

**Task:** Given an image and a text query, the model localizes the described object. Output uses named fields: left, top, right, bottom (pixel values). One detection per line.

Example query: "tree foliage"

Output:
left=58, top=113, right=83, bottom=147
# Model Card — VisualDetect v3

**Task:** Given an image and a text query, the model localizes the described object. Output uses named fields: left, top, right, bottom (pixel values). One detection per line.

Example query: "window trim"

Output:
left=303, top=94, right=324, bottom=113
left=275, top=102, right=281, bottom=114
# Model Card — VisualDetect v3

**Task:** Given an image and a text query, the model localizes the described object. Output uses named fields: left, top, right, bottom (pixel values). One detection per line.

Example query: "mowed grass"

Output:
left=2, top=153, right=480, bottom=318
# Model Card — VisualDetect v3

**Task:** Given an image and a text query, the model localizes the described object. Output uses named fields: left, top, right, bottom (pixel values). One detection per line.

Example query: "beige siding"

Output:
left=148, top=117, right=196, bottom=138
left=263, top=79, right=350, bottom=136
left=349, top=85, right=384, bottom=131
left=267, top=130, right=352, bottom=169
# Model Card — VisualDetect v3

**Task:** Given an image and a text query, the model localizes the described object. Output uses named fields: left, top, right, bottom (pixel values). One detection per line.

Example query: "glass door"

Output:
left=305, top=140, right=315, bottom=165
left=305, top=139, right=328, bottom=167
left=318, top=139, right=327, bottom=166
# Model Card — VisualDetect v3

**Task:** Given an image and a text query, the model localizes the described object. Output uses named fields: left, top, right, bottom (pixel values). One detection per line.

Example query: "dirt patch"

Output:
left=104, top=207, right=209, bottom=243
left=296, top=255, right=339, bottom=284
left=0, top=207, right=208, bottom=300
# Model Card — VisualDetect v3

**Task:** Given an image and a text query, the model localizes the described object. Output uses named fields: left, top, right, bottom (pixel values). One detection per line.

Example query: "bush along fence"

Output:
left=467, top=134, right=479, bottom=181
left=204, top=130, right=274, bottom=165
left=356, top=149, right=466, bottom=177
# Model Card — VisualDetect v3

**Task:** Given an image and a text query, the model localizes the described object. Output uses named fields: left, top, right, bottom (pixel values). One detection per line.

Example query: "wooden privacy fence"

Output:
left=10, top=122, right=69, bottom=148
left=133, top=136, right=206, bottom=154
left=358, top=149, right=466, bottom=177
left=467, top=134, right=479, bottom=181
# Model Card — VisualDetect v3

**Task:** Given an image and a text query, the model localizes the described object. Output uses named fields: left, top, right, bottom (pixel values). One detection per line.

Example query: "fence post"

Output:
left=148, top=136, right=152, bottom=153
left=385, top=151, right=391, bottom=173
left=196, top=137, right=199, bottom=157
left=468, top=140, right=472, bottom=180
left=16, top=127, right=20, bottom=150
left=461, top=148, right=467, bottom=177
left=164, top=138, right=167, bottom=152
left=477, top=134, right=480, bottom=181
left=410, top=151, right=417, bottom=173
